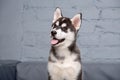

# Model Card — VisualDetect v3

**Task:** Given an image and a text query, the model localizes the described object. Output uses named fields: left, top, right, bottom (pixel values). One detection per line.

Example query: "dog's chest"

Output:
left=48, top=49, right=81, bottom=80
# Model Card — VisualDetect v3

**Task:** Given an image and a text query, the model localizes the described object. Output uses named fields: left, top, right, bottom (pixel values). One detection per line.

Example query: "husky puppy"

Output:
left=48, top=7, right=82, bottom=80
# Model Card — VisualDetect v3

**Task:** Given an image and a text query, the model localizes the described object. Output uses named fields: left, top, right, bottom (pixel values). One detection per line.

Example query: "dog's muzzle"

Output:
left=50, top=31, right=65, bottom=45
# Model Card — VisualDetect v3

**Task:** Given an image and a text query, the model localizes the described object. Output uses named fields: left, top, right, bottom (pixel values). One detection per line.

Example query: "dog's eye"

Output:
left=52, top=25, right=56, bottom=29
left=62, top=27, right=67, bottom=31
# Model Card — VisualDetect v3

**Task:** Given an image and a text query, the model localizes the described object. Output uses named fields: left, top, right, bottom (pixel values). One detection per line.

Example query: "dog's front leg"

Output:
left=48, top=72, right=52, bottom=80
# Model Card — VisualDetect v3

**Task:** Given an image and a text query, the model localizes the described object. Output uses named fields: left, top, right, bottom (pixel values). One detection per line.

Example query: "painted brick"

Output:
left=94, top=0, right=120, bottom=8
left=0, top=0, right=23, bottom=60
left=22, top=46, right=49, bottom=61
left=56, top=8, right=79, bottom=18
left=79, top=7, right=100, bottom=19
left=23, top=31, right=36, bottom=47
left=100, top=32, right=120, bottom=46
left=22, top=31, right=50, bottom=61
left=78, top=33, right=100, bottom=46
left=96, top=20, right=120, bottom=33
left=79, top=20, right=97, bottom=33
left=23, top=0, right=54, bottom=8
left=60, top=7, right=100, bottom=20
left=84, top=47, right=120, bottom=59
left=23, top=31, right=50, bottom=47
left=54, top=0, right=94, bottom=8
left=101, top=8, right=120, bottom=19
left=22, top=7, right=53, bottom=22
left=0, top=0, right=120, bottom=62
left=79, top=47, right=89, bottom=57
left=0, top=34, right=22, bottom=60
left=23, top=17, right=51, bottom=32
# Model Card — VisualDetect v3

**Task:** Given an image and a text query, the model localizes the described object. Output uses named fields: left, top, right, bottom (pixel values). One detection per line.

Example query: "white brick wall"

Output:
left=102, top=8, right=120, bottom=19
left=94, top=0, right=120, bottom=8
left=0, top=0, right=120, bottom=62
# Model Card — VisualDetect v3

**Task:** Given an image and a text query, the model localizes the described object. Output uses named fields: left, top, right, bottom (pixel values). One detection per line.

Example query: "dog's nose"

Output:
left=51, top=31, right=57, bottom=36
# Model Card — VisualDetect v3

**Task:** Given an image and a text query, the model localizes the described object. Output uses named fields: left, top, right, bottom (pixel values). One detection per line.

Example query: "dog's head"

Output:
left=50, top=8, right=82, bottom=47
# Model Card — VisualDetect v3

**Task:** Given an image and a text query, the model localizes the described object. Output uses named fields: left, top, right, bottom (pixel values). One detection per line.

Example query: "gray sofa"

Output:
left=0, top=60, right=20, bottom=80
left=0, top=60, right=120, bottom=80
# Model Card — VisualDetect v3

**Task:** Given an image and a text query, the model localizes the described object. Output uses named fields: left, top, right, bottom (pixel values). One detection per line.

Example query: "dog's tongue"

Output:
left=51, top=39, right=58, bottom=45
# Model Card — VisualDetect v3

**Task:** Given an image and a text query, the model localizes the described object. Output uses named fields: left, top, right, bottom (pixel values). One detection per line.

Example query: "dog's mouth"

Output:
left=51, top=37, right=65, bottom=45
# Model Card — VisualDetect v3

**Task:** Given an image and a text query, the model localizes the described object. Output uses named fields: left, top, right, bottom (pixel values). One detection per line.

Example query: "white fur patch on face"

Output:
left=54, top=29, right=75, bottom=48
left=62, top=18, right=65, bottom=21
left=56, top=21, right=59, bottom=26
left=56, top=29, right=67, bottom=39
left=61, top=23, right=67, bottom=27
left=62, top=29, right=75, bottom=47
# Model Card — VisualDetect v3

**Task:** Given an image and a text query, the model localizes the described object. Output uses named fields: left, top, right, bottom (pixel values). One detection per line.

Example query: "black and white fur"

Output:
left=48, top=7, right=82, bottom=80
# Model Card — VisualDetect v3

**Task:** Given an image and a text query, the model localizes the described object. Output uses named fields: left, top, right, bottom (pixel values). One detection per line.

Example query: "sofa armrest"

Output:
left=0, top=60, right=20, bottom=80
left=17, top=61, right=48, bottom=80
left=82, top=62, right=120, bottom=80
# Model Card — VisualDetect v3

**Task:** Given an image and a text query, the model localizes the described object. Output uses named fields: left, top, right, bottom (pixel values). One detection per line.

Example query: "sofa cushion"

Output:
left=0, top=60, right=20, bottom=80
left=82, top=62, right=120, bottom=80
left=17, top=61, right=48, bottom=80
left=17, top=61, right=120, bottom=80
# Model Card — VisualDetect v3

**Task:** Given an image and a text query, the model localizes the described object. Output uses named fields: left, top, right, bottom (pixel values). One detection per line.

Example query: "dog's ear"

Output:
left=71, top=13, right=82, bottom=31
left=53, top=7, right=62, bottom=23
